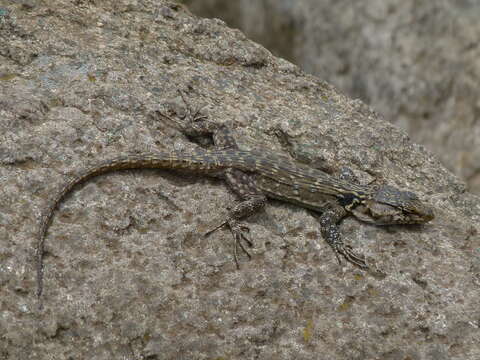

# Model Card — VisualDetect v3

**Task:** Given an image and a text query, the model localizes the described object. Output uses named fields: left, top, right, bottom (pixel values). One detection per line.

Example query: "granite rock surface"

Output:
left=0, top=1, right=479, bottom=359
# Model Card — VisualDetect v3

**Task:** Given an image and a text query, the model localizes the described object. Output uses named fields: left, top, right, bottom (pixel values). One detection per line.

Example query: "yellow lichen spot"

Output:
left=353, top=273, right=364, bottom=281
left=367, top=286, right=379, bottom=297
left=338, top=296, right=355, bottom=312
left=49, top=98, right=63, bottom=107
left=87, top=73, right=96, bottom=82
left=0, top=73, right=16, bottom=81
left=303, top=319, right=314, bottom=343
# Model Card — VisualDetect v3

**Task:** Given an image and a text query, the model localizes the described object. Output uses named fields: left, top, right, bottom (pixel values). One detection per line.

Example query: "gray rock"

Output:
left=0, top=1, right=478, bottom=359
left=183, top=0, right=480, bottom=194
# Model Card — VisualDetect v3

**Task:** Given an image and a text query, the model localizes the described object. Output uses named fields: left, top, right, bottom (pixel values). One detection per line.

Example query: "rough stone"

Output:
left=0, top=1, right=479, bottom=359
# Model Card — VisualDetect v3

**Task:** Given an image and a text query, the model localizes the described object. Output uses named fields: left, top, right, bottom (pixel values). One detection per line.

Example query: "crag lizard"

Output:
left=35, top=94, right=434, bottom=305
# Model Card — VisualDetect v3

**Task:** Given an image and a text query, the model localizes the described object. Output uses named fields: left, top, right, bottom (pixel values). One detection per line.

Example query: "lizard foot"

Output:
left=333, top=244, right=368, bottom=269
left=161, top=89, right=216, bottom=137
left=204, top=219, right=253, bottom=268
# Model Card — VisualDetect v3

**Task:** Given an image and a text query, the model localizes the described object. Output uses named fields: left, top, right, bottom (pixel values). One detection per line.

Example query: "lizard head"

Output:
left=350, top=185, right=434, bottom=225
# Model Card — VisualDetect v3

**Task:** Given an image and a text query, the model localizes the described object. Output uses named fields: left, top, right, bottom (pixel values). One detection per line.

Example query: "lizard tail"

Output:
left=36, top=150, right=228, bottom=306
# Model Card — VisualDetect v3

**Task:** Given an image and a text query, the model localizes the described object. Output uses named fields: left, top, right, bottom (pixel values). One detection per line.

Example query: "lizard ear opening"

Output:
left=350, top=204, right=377, bottom=223
left=350, top=200, right=399, bottom=224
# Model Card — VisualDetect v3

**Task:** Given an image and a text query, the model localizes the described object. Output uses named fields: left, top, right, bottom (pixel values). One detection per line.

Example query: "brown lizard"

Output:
left=35, top=95, right=434, bottom=306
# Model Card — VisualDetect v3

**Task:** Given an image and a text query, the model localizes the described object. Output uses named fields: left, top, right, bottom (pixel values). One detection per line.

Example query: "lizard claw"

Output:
left=203, top=220, right=227, bottom=237
left=335, top=244, right=368, bottom=269
left=177, top=89, right=208, bottom=123
left=155, top=89, right=210, bottom=139
left=204, top=219, right=253, bottom=268
left=227, top=220, right=253, bottom=269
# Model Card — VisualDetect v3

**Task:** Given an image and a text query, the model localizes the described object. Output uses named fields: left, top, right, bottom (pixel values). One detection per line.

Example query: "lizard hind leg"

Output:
left=204, top=218, right=254, bottom=268
left=204, top=194, right=266, bottom=268
left=205, top=169, right=267, bottom=268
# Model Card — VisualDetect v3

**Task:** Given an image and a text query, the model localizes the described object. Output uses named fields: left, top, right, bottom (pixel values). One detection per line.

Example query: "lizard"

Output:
left=35, top=93, right=435, bottom=306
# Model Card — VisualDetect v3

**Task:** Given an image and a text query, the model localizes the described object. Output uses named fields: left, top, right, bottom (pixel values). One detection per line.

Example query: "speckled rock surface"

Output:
left=183, top=0, right=480, bottom=194
left=0, top=1, right=479, bottom=359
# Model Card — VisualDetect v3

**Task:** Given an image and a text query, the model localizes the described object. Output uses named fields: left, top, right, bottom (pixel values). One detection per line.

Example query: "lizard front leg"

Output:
left=315, top=205, right=368, bottom=269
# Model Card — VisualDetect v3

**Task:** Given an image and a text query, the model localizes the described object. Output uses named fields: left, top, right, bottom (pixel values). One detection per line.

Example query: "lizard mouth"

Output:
left=402, top=200, right=435, bottom=223
left=351, top=202, right=434, bottom=225
left=412, top=206, right=434, bottom=223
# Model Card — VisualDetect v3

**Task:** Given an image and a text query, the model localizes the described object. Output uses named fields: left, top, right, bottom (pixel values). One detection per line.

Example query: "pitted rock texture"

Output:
left=0, top=1, right=479, bottom=359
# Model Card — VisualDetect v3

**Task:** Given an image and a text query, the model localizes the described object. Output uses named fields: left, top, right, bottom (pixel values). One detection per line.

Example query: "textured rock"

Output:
left=183, top=0, right=480, bottom=194
left=0, top=1, right=479, bottom=359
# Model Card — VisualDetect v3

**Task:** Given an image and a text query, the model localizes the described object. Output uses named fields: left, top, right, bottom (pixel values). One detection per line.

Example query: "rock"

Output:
left=0, top=1, right=478, bottom=359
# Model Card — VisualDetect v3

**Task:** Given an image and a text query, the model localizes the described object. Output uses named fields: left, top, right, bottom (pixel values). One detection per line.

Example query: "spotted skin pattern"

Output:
left=35, top=102, right=434, bottom=306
